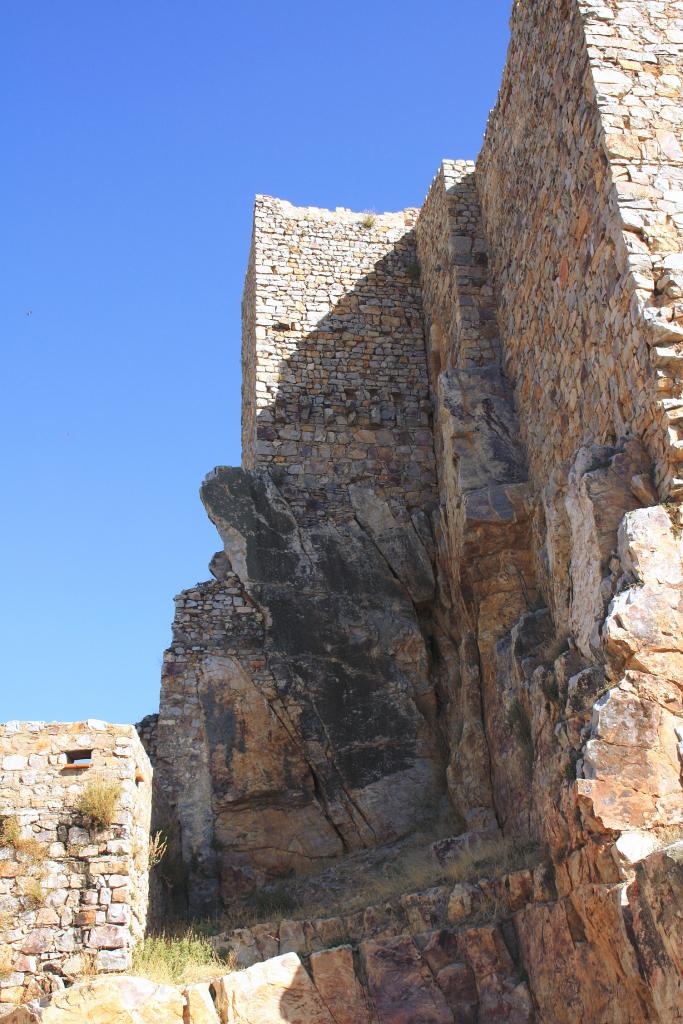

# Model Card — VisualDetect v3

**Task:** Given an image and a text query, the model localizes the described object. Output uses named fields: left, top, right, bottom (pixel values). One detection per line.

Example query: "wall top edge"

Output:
left=253, top=193, right=420, bottom=225
left=0, top=719, right=141, bottom=735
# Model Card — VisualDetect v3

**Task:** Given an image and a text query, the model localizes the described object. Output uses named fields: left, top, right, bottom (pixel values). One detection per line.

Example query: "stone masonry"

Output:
left=0, top=722, right=151, bottom=1005
left=478, top=0, right=683, bottom=501
left=241, top=197, right=437, bottom=524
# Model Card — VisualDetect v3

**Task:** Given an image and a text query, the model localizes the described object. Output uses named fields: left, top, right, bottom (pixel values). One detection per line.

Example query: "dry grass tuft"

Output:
left=207, top=833, right=543, bottom=935
left=444, top=835, right=541, bottom=885
left=469, top=890, right=509, bottom=925
left=148, top=831, right=168, bottom=870
left=75, top=778, right=121, bottom=828
left=0, top=816, right=46, bottom=863
left=663, top=500, right=683, bottom=540
left=0, top=816, right=22, bottom=848
left=65, top=952, right=98, bottom=980
left=653, top=823, right=683, bottom=847
left=15, top=835, right=46, bottom=862
left=131, top=929, right=234, bottom=986
left=360, top=212, right=376, bottom=228
left=0, top=907, right=13, bottom=935
left=23, top=878, right=45, bottom=911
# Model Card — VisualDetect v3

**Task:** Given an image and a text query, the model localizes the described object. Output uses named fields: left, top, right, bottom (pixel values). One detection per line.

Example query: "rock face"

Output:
left=152, top=466, right=446, bottom=913
left=212, top=953, right=336, bottom=1024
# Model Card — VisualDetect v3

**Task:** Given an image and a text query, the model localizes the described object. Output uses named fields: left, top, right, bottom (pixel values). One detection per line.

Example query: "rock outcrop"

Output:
left=152, top=466, right=446, bottom=915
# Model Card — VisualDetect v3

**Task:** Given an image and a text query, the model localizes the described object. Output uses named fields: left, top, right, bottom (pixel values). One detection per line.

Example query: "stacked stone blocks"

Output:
left=241, top=196, right=437, bottom=523
left=0, top=722, right=151, bottom=1004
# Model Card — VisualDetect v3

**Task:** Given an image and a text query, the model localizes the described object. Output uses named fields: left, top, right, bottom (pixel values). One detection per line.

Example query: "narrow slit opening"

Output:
left=64, top=749, right=93, bottom=769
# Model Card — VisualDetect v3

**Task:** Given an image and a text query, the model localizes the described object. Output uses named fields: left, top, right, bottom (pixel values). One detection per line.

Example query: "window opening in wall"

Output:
left=64, top=749, right=93, bottom=769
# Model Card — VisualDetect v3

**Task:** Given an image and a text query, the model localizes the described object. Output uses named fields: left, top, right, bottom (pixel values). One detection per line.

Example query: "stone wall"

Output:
left=0, top=722, right=151, bottom=1005
left=240, top=196, right=437, bottom=523
left=477, top=0, right=683, bottom=501
left=416, top=160, right=503, bottom=381
left=582, top=0, right=683, bottom=496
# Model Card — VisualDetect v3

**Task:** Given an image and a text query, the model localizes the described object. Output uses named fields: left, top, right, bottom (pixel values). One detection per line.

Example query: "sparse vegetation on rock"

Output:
left=131, top=928, right=233, bottom=986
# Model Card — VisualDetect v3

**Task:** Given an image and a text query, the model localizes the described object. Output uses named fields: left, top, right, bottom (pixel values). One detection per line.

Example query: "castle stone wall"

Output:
left=581, top=0, right=683, bottom=495
left=416, top=160, right=503, bottom=384
left=0, top=722, right=151, bottom=1004
left=476, top=0, right=683, bottom=500
left=240, top=196, right=437, bottom=523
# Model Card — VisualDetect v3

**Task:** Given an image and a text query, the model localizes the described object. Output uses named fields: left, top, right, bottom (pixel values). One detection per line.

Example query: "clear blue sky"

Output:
left=1, top=2, right=511, bottom=726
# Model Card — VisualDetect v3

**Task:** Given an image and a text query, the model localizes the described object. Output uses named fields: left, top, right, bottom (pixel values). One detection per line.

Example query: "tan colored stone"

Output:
left=309, top=945, right=373, bottom=1024
left=0, top=1008, right=42, bottom=1023
left=447, top=883, right=479, bottom=924
left=184, top=983, right=220, bottom=1024
left=212, top=953, right=335, bottom=1024
left=40, top=976, right=183, bottom=1023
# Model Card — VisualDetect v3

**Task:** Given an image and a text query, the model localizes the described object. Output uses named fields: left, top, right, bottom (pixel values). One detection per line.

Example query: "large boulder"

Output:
left=212, top=953, right=336, bottom=1023
left=0, top=977, right=184, bottom=1024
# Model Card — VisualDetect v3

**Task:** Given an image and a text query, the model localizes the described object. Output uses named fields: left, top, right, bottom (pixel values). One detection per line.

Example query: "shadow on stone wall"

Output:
left=248, top=234, right=437, bottom=526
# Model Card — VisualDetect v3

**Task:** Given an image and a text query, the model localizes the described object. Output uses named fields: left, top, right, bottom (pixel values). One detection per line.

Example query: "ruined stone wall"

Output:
left=0, top=722, right=151, bottom=1005
left=240, top=233, right=257, bottom=468
left=582, top=0, right=683, bottom=496
left=417, top=160, right=503, bottom=382
left=476, top=0, right=683, bottom=500
left=240, top=196, right=437, bottom=523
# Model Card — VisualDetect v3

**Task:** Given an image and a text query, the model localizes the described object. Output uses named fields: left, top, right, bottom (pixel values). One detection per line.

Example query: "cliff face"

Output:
left=141, top=1, right=683, bottom=1022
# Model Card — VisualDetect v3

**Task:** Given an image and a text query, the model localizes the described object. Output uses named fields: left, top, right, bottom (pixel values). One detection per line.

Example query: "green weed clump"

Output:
left=248, top=885, right=299, bottom=920
left=131, top=929, right=233, bottom=986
